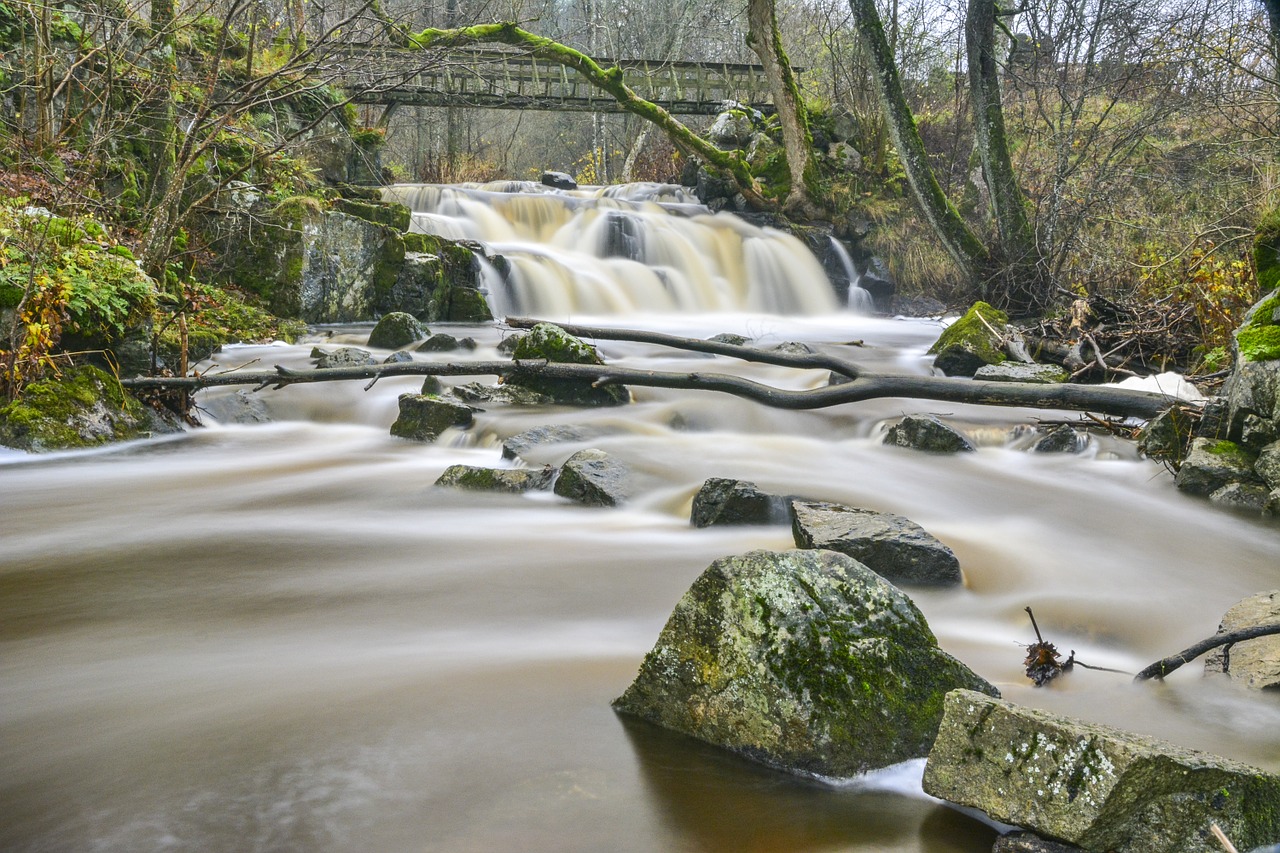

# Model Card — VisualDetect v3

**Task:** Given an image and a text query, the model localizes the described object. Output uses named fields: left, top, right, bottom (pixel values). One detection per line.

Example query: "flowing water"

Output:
left=3, top=183, right=1280, bottom=853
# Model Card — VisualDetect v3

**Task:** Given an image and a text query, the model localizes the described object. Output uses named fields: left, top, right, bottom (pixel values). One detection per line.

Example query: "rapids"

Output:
left=3, top=184, right=1279, bottom=853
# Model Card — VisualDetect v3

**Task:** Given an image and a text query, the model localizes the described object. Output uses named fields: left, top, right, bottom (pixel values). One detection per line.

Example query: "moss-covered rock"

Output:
left=929, top=302, right=1010, bottom=377
left=367, top=311, right=425, bottom=349
left=1235, top=287, right=1280, bottom=363
left=614, top=549, right=998, bottom=778
left=0, top=365, right=153, bottom=451
left=508, top=323, right=630, bottom=407
left=434, top=464, right=554, bottom=493
left=333, top=198, right=410, bottom=231
left=923, top=689, right=1280, bottom=853
left=1175, top=437, right=1261, bottom=497
left=389, top=393, right=473, bottom=442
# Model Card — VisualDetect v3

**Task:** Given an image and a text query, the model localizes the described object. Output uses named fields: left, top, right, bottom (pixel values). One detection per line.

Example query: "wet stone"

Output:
left=553, top=448, right=632, bottom=507
left=434, top=464, right=555, bottom=493
left=884, top=415, right=977, bottom=453
left=790, top=500, right=962, bottom=586
left=690, top=478, right=789, bottom=528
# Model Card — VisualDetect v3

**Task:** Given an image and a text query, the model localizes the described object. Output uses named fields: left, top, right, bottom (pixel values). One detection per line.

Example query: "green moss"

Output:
left=509, top=323, right=628, bottom=406
left=0, top=366, right=150, bottom=451
left=1202, top=439, right=1256, bottom=466
left=334, top=198, right=410, bottom=231
left=1236, top=290, right=1280, bottom=363
left=929, top=302, right=1008, bottom=359
left=1254, top=212, right=1280, bottom=295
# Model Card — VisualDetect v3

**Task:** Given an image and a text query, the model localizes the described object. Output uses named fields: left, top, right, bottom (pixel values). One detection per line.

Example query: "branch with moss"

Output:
left=405, top=23, right=769, bottom=208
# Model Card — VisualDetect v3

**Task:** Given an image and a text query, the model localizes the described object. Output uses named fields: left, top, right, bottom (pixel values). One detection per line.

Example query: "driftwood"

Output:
left=120, top=318, right=1180, bottom=420
left=1133, top=624, right=1280, bottom=682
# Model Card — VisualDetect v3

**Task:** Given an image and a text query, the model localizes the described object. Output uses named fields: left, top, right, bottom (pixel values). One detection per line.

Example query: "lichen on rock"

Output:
left=613, top=549, right=997, bottom=778
left=928, top=302, right=1010, bottom=376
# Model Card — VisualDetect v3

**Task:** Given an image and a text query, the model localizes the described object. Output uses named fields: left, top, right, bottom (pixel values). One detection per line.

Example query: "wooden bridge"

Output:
left=325, top=46, right=777, bottom=115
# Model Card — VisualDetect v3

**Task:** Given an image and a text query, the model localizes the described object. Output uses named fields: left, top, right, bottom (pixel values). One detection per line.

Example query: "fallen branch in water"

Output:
left=1132, top=623, right=1280, bottom=682
left=119, top=319, right=1182, bottom=420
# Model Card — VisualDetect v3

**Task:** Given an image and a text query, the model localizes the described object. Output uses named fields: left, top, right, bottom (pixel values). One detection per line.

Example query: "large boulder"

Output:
left=553, top=448, right=632, bottom=506
left=389, top=394, right=473, bottom=442
left=613, top=549, right=998, bottom=778
left=790, top=500, right=963, bottom=586
left=690, top=478, right=789, bottom=528
left=884, top=415, right=977, bottom=453
left=929, top=302, right=1010, bottom=377
left=1174, top=437, right=1261, bottom=497
left=1204, top=590, right=1280, bottom=690
left=1224, top=287, right=1280, bottom=449
left=1257, top=439, right=1280, bottom=489
left=508, top=323, right=630, bottom=407
left=434, top=464, right=554, bottom=494
left=367, top=312, right=425, bottom=349
left=0, top=366, right=157, bottom=451
left=923, top=689, right=1280, bottom=853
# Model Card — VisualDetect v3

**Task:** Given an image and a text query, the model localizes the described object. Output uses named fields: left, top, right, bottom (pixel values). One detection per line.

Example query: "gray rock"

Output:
left=613, top=550, right=997, bottom=778
left=508, top=323, right=630, bottom=407
left=790, top=500, right=962, bottom=586
left=993, top=832, right=1083, bottom=853
left=389, top=394, right=473, bottom=442
left=501, top=424, right=613, bottom=460
left=1257, top=440, right=1280, bottom=489
left=1174, top=437, right=1261, bottom=497
left=923, top=689, right=1280, bottom=853
left=314, top=346, right=375, bottom=368
left=540, top=171, right=577, bottom=190
left=1269, top=488, right=1280, bottom=517
left=929, top=302, right=1010, bottom=377
left=434, top=464, right=554, bottom=493
left=707, top=332, right=749, bottom=346
left=885, top=415, right=977, bottom=453
left=690, top=478, right=789, bottom=528
left=1032, top=425, right=1085, bottom=454
left=200, top=389, right=270, bottom=424
left=1204, top=590, right=1280, bottom=690
left=974, top=363, right=1069, bottom=384
left=496, top=333, right=525, bottom=355
left=416, top=333, right=461, bottom=352
left=382, top=350, right=414, bottom=365
left=448, top=381, right=550, bottom=406
left=553, top=448, right=632, bottom=506
left=768, top=341, right=816, bottom=355
left=367, top=312, right=425, bottom=349
left=1225, top=357, right=1280, bottom=449
left=1209, top=482, right=1271, bottom=511
left=1139, top=406, right=1198, bottom=464
left=421, top=376, right=443, bottom=395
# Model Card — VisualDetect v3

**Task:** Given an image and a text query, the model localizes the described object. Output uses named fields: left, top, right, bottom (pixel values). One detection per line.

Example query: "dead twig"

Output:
left=1133, top=623, right=1280, bottom=682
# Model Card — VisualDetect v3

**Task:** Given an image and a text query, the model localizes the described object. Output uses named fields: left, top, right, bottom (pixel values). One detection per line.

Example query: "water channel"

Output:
left=3, top=182, right=1279, bottom=852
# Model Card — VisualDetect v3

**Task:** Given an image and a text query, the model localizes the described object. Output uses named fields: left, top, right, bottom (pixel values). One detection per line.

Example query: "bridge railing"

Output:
left=325, top=46, right=776, bottom=114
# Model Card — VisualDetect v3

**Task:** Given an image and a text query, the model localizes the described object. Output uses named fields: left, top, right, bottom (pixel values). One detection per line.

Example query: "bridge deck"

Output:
left=328, top=47, right=775, bottom=114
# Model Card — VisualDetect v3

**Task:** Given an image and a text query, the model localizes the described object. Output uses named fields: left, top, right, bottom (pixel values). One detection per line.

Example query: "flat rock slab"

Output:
left=313, top=346, right=375, bottom=368
left=923, top=689, right=1280, bottom=853
left=501, top=424, right=614, bottom=460
left=884, top=415, right=976, bottom=453
left=975, top=363, right=1069, bottom=384
left=614, top=549, right=997, bottom=778
left=1205, top=589, right=1280, bottom=690
left=790, top=500, right=962, bottom=586
left=434, top=464, right=554, bottom=493
left=690, top=478, right=789, bottom=527
left=553, top=448, right=631, bottom=506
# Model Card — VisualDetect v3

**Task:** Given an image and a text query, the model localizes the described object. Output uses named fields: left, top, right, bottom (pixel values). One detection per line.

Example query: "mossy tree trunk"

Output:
left=139, top=0, right=178, bottom=280
left=407, top=23, right=769, bottom=208
left=746, top=0, right=824, bottom=218
left=965, top=0, right=1051, bottom=313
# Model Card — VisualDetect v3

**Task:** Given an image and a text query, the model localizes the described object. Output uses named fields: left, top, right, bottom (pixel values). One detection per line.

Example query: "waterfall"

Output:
left=827, top=236, right=875, bottom=313
left=382, top=181, right=845, bottom=317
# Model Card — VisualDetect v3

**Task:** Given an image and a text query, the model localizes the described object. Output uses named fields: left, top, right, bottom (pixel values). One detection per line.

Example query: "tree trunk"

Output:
left=139, top=0, right=178, bottom=279
left=845, top=0, right=990, bottom=282
left=746, top=0, right=823, bottom=218
left=965, top=0, right=1050, bottom=314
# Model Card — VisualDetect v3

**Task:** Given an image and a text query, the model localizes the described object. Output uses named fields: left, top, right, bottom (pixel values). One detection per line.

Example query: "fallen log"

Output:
left=1133, top=624, right=1280, bottom=682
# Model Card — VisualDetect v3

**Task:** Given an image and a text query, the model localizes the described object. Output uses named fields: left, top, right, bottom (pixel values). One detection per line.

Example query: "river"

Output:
left=2, top=182, right=1278, bottom=853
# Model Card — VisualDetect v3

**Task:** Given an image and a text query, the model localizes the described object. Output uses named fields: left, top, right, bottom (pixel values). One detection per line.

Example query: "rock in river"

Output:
left=434, top=464, right=554, bottom=493
left=690, top=478, right=789, bottom=527
left=553, top=448, right=632, bottom=506
left=923, top=689, right=1280, bottom=853
left=1204, top=589, right=1280, bottom=690
left=790, top=500, right=963, bottom=586
left=884, top=415, right=977, bottom=453
left=613, top=549, right=997, bottom=778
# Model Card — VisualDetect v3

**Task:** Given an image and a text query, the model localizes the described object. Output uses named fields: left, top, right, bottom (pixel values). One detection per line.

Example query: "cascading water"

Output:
left=382, top=181, right=849, bottom=317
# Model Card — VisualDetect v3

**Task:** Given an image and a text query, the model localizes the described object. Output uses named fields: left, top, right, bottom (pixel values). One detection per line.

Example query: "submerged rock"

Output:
left=690, top=478, right=789, bottom=527
left=613, top=549, right=997, bottom=778
left=389, top=394, right=473, bottom=441
left=553, top=448, right=631, bottom=506
left=434, top=464, right=554, bottom=493
left=313, top=346, right=375, bottom=368
left=884, top=415, right=977, bottom=453
left=790, top=500, right=962, bottom=586
left=929, top=302, right=1009, bottom=377
left=1032, top=425, right=1086, bottom=454
left=1174, top=437, right=1261, bottom=496
left=501, top=424, right=613, bottom=460
left=923, top=689, right=1280, bottom=853
left=1204, top=590, right=1280, bottom=690
left=367, top=312, right=425, bottom=349
left=508, top=323, right=630, bottom=407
